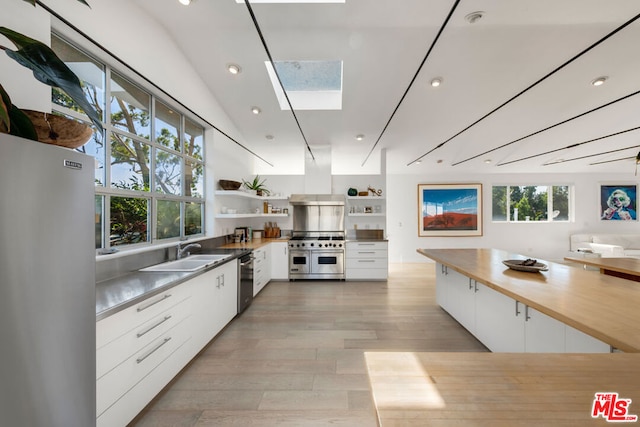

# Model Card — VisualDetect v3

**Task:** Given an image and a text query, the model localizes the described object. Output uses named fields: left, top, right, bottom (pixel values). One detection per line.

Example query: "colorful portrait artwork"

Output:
left=418, top=184, right=482, bottom=236
left=600, top=185, right=637, bottom=221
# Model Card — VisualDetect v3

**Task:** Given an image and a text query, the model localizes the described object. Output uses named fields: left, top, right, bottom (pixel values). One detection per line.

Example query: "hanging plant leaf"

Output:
left=8, top=104, right=38, bottom=141
left=0, top=27, right=102, bottom=132
left=0, top=83, right=11, bottom=133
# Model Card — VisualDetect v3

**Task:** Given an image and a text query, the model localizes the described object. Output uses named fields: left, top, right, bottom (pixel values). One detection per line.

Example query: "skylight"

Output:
left=265, top=60, right=343, bottom=110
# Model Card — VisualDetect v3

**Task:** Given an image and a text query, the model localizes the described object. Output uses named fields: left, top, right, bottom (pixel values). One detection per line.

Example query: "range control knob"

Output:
left=310, top=243, right=314, bottom=247
left=301, top=243, right=305, bottom=247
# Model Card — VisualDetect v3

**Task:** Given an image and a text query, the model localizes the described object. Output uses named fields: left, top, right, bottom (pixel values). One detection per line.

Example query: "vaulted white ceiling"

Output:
left=133, top=0, right=640, bottom=175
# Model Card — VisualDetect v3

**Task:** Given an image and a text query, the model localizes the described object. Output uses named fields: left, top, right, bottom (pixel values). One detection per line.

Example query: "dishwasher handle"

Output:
left=240, top=256, right=255, bottom=267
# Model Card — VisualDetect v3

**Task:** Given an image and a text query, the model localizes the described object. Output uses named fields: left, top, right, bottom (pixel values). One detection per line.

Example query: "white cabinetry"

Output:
left=253, top=245, right=271, bottom=295
left=190, top=260, right=238, bottom=351
left=435, top=262, right=611, bottom=354
left=96, top=282, right=194, bottom=427
left=474, top=282, right=524, bottom=352
left=345, top=241, right=388, bottom=280
left=270, top=241, right=289, bottom=280
left=96, top=260, right=239, bottom=427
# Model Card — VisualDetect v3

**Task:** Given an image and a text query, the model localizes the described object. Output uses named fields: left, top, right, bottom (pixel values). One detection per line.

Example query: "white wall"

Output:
left=388, top=172, right=640, bottom=263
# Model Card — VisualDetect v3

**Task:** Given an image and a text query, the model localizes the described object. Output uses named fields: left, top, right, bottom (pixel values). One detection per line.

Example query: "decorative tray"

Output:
left=502, top=259, right=548, bottom=272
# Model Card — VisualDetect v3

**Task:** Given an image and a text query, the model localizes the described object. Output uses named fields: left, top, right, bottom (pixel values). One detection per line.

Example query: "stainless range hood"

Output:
left=290, top=194, right=346, bottom=232
left=289, top=194, right=346, bottom=206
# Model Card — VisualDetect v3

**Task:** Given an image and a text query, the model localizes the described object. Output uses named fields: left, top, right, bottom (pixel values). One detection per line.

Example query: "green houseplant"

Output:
left=242, top=175, right=270, bottom=196
left=0, top=0, right=102, bottom=143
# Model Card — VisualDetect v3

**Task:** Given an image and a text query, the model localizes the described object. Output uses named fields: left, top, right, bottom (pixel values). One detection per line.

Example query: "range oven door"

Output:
left=289, top=250, right=310, bottom=276
left=311, top=250, right=345, bottom=276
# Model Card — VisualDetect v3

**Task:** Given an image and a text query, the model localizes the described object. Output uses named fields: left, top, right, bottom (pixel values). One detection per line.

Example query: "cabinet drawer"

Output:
left=346, top=257, right=388, bottom=269
left=97, top=294, right=192, bottom=379
left=97, top=284, right=190, bottom=349
left=346, top=249, right=388, bottom=259
left=346, top=241, right=387, bottom=251
left=96, top=312, right=192, bottom=417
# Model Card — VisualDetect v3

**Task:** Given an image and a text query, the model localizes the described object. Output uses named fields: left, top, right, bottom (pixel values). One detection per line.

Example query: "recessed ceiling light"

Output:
left=251, top=106, right=261, bottom=115
left=355, top=134, right=364, bottom=141
left=591, top=76, right=608, bottom=86
left=227, top=64, right=241, bottom=75
left=484, top=159, right=492, bottom=164
left=178, top=0, right=191, bottom=5
left=465, top=11, right=484, bottom=24
left=415, top=159, right=422, bottom=164
left=430, top=77, right=442, bottom=88
left=436, top=159, right=443, bottom=164
left=265, top=134, right=274, bottom=140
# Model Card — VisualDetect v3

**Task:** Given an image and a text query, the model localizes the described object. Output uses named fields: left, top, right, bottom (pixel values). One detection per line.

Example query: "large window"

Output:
left=51, top=34, right=205, bottom=250
left=492, top=185, right=571, bottom=222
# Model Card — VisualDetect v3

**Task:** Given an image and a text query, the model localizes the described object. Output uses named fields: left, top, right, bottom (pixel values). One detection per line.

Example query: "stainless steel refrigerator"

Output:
left=0, top=134, right=96, bottom=426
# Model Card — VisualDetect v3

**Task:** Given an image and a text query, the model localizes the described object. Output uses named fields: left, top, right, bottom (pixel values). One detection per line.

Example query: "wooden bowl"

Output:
left=23, top=110, right=93, bottom=149
left=219, top=179, right=242, bottom=190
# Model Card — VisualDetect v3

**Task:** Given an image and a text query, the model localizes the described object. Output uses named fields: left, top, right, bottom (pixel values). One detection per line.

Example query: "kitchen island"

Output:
left=364, top=248, right=640, bottom=426
left=564, top=254, right=640, bottom=282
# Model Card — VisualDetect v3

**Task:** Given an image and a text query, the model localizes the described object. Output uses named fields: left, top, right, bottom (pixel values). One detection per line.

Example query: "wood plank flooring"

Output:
left=130, top=263, right=487, bottom=426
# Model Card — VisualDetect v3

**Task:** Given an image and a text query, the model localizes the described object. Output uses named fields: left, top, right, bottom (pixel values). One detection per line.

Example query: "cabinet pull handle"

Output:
left=358, top=251, right=376, bottom=254
left=136, top=337, right=171, bottom=364
left=469, top=278, right=473, bottom=290
left=137, top=294, right=172, bottom=312
left=221, top=273, right=225, bottom=287
left=358, top=243, right=375, bottom=246
left=515, top=301, right=521, bottom=316
left=358, top=259, right=375, bottom=263
left=525, top=305, right=531, bottom=321
left=137, top=315, right=172, bottom=338
left=216, top=276, right=221, bottom=289
left=474, top=281, right=478, bottom=292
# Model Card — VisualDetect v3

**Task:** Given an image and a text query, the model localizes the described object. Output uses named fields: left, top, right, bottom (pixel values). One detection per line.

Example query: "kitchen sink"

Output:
left=139, top=254, right=231, bottom=272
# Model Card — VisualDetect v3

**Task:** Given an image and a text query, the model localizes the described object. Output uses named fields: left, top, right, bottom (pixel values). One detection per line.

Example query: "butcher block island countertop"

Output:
left=418, top=248, right=640, bottom=353
left=363, top=248, right=640, bottom=426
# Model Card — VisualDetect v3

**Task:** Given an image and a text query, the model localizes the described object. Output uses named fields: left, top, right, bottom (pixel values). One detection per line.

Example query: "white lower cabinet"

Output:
left=345, top=241, right=388, bottom=280
left=97, top=260, right=239, bottom=426
left=96, top=281, right=194, bottom=427
left=474, top=282, right=525, bottom=352
left=270, top=241, right=289, bottom=280
left=253, top=246, right=271, bottom=295
left=436, top=262, right=611, bottom=354
left=189, top=260, right=238, bottom=351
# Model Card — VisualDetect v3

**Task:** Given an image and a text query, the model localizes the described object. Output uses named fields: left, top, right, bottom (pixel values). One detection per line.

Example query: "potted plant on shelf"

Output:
left=242, top=175, right=270, bottom=197
left=0, top=0, right=103, bottom=147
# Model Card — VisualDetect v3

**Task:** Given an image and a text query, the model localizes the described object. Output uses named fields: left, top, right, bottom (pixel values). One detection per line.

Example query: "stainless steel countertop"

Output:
left=96, top=248, right=250, bottom=321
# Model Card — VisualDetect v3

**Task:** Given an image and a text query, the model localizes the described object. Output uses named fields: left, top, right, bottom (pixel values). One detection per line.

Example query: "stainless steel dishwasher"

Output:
left=238, top=252, right=254, bottom=313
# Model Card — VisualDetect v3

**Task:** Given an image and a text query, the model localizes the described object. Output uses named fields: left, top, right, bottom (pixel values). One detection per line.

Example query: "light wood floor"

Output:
left=131, top=263, right=487, bottom=426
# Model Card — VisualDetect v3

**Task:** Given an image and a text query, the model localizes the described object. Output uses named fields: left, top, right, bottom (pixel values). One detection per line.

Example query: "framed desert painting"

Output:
left=418, top=183, right=482, bottom=236
left=600, top=184, right=637, bottom=221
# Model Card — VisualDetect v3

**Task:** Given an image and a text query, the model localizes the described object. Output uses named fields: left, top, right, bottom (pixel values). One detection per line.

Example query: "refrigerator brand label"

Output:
left=63, top=160, right=83, bottom=170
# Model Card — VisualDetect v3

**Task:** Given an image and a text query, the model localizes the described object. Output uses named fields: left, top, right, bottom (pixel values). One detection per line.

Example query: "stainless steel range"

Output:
left=288, top=194, right=346, bottom=280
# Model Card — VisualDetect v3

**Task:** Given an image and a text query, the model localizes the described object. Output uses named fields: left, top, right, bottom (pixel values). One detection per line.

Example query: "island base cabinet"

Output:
left=565, top=325, right=611, bottom=353
left=474, top=283, right=525, bottom=352
left=436, top=263, right=612, bottom=354
left=524, top=307, right=566, bottom=352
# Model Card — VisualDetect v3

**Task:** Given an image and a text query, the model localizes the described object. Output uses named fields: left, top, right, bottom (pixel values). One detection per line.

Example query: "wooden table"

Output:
left=565, top=255, right=640, bottom=282
left=367, top=351, right=640, bottom=426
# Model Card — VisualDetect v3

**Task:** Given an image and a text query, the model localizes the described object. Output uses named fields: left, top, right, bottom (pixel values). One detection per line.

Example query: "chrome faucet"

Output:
left=177, top=242, right=202, bottom=259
